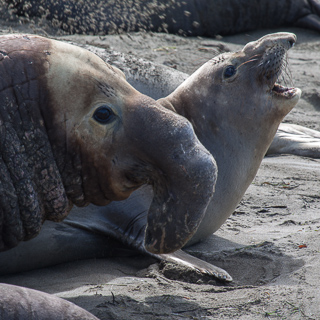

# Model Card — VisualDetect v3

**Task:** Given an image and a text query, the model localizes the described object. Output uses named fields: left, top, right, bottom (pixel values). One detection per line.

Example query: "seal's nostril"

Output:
left=288, top=39, right=295, bottom=48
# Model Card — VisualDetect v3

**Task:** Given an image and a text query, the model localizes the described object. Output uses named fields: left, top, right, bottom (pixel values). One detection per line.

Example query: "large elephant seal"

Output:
left=0, top=283, right=98, bottom=320
left=0, top=34, right=217, bottom=254
left=0, top=33, right=301, bottom=282
left=4, top=0, right=320, bottom=36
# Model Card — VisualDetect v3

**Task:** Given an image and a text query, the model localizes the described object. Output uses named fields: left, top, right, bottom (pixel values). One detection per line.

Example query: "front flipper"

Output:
left=157, top=250, right=232, bottom=282
left=267, top=123, right=320, bottom=158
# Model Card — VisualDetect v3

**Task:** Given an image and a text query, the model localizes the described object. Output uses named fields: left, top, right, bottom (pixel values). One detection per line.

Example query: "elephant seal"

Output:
left=0, top=283, right=98, bottom=320
left=158, top=32, right=301, bottom=243
left=267, top=123, right=320, bottom=158
left=0, top=33, right=301, bottom=282
left=0, top=34, right=217, bottom=254
left=4, top=0, right=320, bottom=36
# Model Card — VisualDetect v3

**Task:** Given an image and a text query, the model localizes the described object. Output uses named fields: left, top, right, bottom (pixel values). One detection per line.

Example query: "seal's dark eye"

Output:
left=93, top=106, right=114, bottom=124
left=224, top=65, right=236, bottom=78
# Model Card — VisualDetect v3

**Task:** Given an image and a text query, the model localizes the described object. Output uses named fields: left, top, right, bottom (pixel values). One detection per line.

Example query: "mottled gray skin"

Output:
left=0, top=33, right=301, bottom=283
left=0, top=34, right=217, bottom=254
left=0, top=283, right=99, bottom=320
left=5, top=0, right=320, bottom=36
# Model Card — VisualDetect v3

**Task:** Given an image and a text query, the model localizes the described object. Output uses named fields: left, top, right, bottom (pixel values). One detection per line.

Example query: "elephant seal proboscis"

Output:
left=0, top=34, right=217, bottom=254
left=0, top=283, right=98, bottom=320
left=0, top=33, right=301, bottom=283
left=4, top=0, right=320, bottom=36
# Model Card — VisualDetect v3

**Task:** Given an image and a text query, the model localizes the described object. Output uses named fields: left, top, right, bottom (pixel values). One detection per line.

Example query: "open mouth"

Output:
left=271, top=83, right=297, bottom=98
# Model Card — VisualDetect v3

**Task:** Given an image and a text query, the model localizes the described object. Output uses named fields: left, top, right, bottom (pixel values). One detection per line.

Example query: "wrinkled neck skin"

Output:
left=159, top=64, right=292, bottom=245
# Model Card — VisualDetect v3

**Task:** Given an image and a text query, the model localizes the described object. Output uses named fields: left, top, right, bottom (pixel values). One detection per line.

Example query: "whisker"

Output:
left=248, top=54, right=263, bottom=59
left=275, top=53, right=293, bottom=87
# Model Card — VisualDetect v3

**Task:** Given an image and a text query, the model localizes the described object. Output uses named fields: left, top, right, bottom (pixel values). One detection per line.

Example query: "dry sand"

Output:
left=0, top=16, right=320, bottom=320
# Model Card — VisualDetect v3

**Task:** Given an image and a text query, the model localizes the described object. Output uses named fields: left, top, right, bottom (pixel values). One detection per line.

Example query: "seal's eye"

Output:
left=93, top=106, right=114, bottom=124
left=224, top=65, right=236, bottom=78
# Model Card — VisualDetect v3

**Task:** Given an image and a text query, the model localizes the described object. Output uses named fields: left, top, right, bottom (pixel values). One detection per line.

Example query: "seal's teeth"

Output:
left=272, top=83, right=292, bottom=93
left=272, top=83, right=296, bottom=98
left=272, top=84, right=287, bottom=93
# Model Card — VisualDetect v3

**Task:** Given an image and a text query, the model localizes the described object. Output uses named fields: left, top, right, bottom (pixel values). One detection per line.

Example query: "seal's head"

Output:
left=163, top=32, right=300, bottom=144
left=0, top=34, right=216, bottom=252
left=160, top=32, right=301, bottom=244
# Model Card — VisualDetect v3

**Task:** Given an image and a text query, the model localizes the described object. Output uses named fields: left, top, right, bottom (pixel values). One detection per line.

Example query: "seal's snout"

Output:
left=243, top=32, right=296, bottom=54
left=120, top=94, right=217, bottom=254
left=246, top=32, right=300, bottom=102
left=138, top=110, right=217, bottom=254
left=274, top=33, right=296, bottom=50
left=239, top=32, right=301, bottom=117
left=288, top=38, right=295, bottom=49
left=144, top=143, right=217, bottom=254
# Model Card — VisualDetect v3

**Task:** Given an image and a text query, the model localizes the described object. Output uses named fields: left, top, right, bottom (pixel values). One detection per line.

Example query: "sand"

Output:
left=0, top=15, right=320, bottom=320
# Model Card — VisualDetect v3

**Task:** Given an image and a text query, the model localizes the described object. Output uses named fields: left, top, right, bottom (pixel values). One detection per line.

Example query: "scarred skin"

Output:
left=4, top=0, right=320, bottom=36
left=0, top=34, right=217, bottom=253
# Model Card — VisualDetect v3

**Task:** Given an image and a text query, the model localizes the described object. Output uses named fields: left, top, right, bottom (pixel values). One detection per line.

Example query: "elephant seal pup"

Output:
left=0, top=34, right=217, bottom=254
left=0, top=283, right=98, bottom=320
left=5, top=0, right=320, bottom=36
left=0, top=33, right=301, bottom=282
